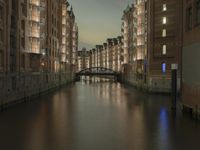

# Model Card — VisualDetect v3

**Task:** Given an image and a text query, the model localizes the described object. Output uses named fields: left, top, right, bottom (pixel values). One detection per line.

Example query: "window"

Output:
left=0, top=28, right=3, bottom=43
left=21, top=20, right=25, bottom=30
left=186, top=7, right=193, bottom=30
left=0, top=5, right=4, bottom=43
left=197, top=0, right=200, bottom=25
left=21, top=54, right=25, bottom=68
left=21, top=37, right=25, bottom=48
left=162, top=45, right=166, bottom=55
left=12, top=77, right=16, bottom=90
left=0, top=51, right=3, bottom=67
left=21, top=1, right=27, bottom=17
left=163, top=4, right=167, bottom=11
left=0, top=5, right=3, bottom=21
left=162, top=63, right=166, bottom=73
left=162, top=29, right=166, bottom=37
left=162, top=17, right=167, bottom=24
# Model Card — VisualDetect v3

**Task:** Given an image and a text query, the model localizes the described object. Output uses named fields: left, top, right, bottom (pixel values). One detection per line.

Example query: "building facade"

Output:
left=66, top=7, right=78, bottom=76
left=147, top=0, right=182, bottom=92
left=86, top=37, right=123, bottom=72
left=77, top=48, right=90, bottom=72
left=121, top=2, right=148, bottom=87
left=135, top=0, right=147, bottom=86
left=182, top=0, right=200, bottom=112
left=60, top=2, right=78, bottom=81
left=121, top=5, right=133, bottom=65
left=116, top=36, right=123, bottom=72
left=122, top=0, right=182, bottom=93
left=0, top=0, right=78, bottom=106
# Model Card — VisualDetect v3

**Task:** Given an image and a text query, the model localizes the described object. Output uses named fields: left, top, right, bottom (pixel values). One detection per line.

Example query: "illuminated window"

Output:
left=162, top=17, right=167, bottom=24
left=162, top=63, right=166, bottom=73
left=163, top=4, right=167, bottom=11
left=162, top=45, right=166, bottom=55
left=162, top=29, right=166, bottom=37
left=62, top=18, right=66, bottom=24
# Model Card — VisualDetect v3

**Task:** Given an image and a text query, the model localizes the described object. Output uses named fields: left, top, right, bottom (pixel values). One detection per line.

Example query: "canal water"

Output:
left=0, top=80, right=200, bottom=150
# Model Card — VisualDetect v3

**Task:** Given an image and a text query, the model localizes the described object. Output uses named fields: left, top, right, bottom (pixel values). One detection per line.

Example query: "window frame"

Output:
left=196, top=0, right=200, bottom=25
left=0, top=28, right=3, bottom=43
left=162, top=62, right=167, bottom=74
left=162, top=44, right=167, bottom=55
left=0, top=4, right=4, bottom=42
left=162, top=29, right=167, bottom=37
left=186, top=6, right=193, bottom=31
left=163, top=4, right=167, bottom=12
left=162, top=17, right=167, bottom=25
left=0, top=4, right=3, bottom=22
left=0, top=50, right=3, bottom=68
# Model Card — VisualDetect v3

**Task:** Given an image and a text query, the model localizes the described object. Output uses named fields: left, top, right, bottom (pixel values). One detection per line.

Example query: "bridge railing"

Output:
left=76, top=67, right=120, bottom=75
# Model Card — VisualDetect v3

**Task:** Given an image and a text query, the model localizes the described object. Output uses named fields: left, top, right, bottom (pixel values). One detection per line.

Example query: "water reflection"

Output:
left=80, top=76, right=115, bottom=83
left=0, top=81, right=200, bottom=150
left=157, top=107, right=171, bottom=150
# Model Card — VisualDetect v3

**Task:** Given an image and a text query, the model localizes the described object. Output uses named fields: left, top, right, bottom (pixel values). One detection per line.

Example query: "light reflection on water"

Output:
left=0, top=81, right=200, bottom=150
left=157, top=107, right=170, bottom=150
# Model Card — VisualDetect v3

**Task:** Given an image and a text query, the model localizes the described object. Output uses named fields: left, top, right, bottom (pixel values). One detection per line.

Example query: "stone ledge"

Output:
left=182, top=104, right=200, bottom=121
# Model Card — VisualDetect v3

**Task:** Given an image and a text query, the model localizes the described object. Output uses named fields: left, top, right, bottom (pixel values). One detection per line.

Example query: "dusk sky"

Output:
left=68, top=0, right=129, bottom=50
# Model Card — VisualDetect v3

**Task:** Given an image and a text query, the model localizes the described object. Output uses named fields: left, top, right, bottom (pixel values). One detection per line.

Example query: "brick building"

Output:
left=0, top=0, right=78, bottom=106
left=77, top=48, right=90, bottom=72
left=122, top=0, right=182, bottom=93
left=147, top=0, right=183, bottom=92
left=182, top=0, right=200, bottom=112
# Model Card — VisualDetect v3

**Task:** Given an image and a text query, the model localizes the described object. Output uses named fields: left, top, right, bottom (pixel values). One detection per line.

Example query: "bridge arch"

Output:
left=74, top=67, right=122, bottom=82
left=77, top=67, right=118, bottom=75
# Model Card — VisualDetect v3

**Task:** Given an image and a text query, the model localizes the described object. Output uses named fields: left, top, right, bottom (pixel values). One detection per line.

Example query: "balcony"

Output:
left=30, top=0, right=40, bottom=6
left=30, top=0, right=46, bottom=10
left=40, top=18, right=45, bottom=25
left=40, top=1, right=46, bottom=8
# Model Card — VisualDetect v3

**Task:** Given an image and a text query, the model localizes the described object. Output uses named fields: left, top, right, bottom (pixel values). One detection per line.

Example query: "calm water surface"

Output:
left=0, top=81, right=200, bottom=150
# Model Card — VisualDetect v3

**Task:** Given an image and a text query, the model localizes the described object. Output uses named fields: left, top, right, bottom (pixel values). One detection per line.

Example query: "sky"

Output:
left=68, top=0, right=129, bottom=50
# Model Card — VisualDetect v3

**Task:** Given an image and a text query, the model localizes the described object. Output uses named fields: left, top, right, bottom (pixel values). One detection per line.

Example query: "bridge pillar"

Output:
left=116, top=74, right=122, bottom=83
left=74, top=74, right=81, bottom=82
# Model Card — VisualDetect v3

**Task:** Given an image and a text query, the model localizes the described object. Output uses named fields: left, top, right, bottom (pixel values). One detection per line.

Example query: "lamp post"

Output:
left=171, top=64, right=178, bottom=110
